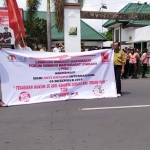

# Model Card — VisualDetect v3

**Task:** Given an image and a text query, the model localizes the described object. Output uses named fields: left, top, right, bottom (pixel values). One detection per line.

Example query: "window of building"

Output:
left=115, top=29, right=119, bottom=42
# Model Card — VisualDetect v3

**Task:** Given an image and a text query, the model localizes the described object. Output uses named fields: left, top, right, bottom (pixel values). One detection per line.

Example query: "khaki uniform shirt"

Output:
left=114, top=49, right=126, bottom=65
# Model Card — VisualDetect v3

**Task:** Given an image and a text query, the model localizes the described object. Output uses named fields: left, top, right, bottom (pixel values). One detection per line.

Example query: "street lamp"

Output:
left=99, top=4, right=107, bottom=48
left=99, top=4, right=107, bottom=12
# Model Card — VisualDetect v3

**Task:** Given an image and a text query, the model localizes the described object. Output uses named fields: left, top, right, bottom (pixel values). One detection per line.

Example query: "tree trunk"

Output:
left=47, top=0, right=51, bottom=51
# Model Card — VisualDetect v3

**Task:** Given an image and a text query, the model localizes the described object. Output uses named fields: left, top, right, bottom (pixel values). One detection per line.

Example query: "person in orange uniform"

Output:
left=113, top=42, right=125, bottom=97
left=141, top=48, right=148, bottom=78
left=129, top=48, right=139, bottom=79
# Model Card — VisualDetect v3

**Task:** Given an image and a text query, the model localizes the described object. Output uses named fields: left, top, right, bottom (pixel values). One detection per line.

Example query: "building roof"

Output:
left=103, top=2, right=150, bottom=28
left=24, top=11, right=106, bottom=41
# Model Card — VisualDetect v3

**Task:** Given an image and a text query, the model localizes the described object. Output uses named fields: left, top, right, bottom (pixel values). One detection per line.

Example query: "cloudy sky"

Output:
left=1, top=0, right=150, bottom=32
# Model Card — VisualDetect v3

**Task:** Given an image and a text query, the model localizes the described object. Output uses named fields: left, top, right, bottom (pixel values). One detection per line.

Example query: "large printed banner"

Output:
left=0, top=49, right=117, bottom=106
left=0, top=8, right=23, bottom=45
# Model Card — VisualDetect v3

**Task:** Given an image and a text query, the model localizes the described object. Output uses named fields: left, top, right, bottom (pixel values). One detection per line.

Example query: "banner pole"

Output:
left=9, top=0, right=26, bottom=48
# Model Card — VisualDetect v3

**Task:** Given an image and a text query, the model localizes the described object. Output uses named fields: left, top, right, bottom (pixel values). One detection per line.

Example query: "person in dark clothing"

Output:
left=122, top=48, right=129, bottom=79
left=113, top=42, right=125, bottom=97
left=3, top=27, right=12, bottom=44
left=141, top=48, right=148, bottom=78
left=129, top=48, right=139, bottom=79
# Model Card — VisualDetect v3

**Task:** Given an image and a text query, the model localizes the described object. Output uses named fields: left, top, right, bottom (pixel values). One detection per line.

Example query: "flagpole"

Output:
left=9, top=0, right=26, bottom=48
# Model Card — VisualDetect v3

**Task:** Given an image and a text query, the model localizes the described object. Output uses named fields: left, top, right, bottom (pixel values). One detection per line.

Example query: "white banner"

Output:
left=0, top=49, right=117, bottom=106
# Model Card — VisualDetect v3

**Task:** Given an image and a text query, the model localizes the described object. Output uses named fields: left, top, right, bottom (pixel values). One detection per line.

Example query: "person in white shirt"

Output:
left=14, top=29, right=32, bottom=51
left=53, top=43, right=64, bottom=53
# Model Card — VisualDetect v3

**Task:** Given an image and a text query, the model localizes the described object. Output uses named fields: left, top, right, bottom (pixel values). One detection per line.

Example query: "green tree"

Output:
left=25, top=0, right=41, bottom=48
left=26, top=0, right=41, bottom=23
left=100, top=28, right=113, bottom=41
left=24, top=17, right=47, bottom=49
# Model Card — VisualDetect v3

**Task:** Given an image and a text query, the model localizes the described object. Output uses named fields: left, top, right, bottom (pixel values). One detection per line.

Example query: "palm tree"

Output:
left=47, top=0, right=51, bottom=51
left=26, top=0, right=41, bottom=25
left=52, top=0, right=84, bottom=32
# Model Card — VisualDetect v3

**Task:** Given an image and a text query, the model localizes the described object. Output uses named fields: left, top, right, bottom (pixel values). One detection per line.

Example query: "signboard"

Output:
left=81, top=11, right=150, bottom=20
left=0, top=49, right=117, bottom=106
left=0, top=8, right=23, bottom=46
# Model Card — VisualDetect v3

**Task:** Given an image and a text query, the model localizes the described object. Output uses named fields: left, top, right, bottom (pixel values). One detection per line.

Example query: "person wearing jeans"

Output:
left=113, top=42, right=125, bottom=97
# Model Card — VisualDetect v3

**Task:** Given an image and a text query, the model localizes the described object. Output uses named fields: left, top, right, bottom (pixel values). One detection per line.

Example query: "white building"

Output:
left=103, top=2, right=150, bottom=51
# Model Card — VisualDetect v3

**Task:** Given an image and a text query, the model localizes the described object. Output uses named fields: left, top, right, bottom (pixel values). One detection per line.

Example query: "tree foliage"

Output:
left=26, top=0, right=41, bottom=22
left=52, top=0, right=65, bottom=32
left=24, top=17, right=47, bottom=49
left=25, top=0, right=42, bottom=49
left=26, top=0, right=41, bottom=35
left=100, top=28, right=113, bottom=41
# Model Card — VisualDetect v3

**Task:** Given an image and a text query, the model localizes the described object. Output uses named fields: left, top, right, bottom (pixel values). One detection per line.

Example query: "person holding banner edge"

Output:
left=113, top=42, right=125, bottom=97
left=0, top=46, right=8, bottom=107
left=14, top=29, right=32, bottom=51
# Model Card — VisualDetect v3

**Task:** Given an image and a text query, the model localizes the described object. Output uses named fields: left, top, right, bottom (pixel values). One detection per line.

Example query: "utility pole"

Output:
left=47, top=0, right=51, bottom=51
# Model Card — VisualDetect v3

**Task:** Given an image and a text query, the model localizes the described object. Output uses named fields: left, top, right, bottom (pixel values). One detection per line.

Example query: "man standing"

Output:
left=141, top=48, right=148, bottom=78
left=53, top=43, right=64, bottom=53
left=113, top=42, right=125, bottom=97
left=129, top=48, right=139, bottom=79
left=3, top=27, right=12, bottom=44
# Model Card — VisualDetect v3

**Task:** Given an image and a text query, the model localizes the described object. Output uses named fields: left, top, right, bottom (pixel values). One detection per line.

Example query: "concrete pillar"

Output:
left=64, top=2, right=81, bottom=52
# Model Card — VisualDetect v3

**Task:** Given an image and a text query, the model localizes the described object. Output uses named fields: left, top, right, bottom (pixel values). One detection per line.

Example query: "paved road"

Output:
left=0, top=76, right=150, bottom=150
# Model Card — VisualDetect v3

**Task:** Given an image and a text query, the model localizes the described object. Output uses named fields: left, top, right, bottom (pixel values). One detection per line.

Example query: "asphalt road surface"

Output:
left=0, top=76, right=150, bottom=150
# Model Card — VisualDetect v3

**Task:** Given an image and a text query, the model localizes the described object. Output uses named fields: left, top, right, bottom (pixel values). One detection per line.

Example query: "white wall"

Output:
left=114, top=26, right=120, bottom=42
left=84, top=41, right=102, bottom=47
left=64, top=7, right=81, bottom=52
left=121, top=27, right=135, bottom=42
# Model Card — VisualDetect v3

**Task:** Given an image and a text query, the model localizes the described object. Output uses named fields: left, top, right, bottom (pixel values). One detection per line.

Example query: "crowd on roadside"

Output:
left=112, top=41, right=149, bottom=97
left=121, top=47, right=148, bottom=79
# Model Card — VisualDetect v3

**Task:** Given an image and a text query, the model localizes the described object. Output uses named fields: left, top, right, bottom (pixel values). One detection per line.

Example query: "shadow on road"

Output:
left=122, top=92, right=131, bottom=96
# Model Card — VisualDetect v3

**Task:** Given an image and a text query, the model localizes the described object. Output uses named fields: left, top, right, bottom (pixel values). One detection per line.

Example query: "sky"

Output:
left=1, top=0, right=150, bottom=32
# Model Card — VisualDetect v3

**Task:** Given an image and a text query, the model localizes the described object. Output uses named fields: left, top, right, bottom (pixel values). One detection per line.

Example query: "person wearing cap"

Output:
left=53, top=43, right=64, bottom=53
left=3, top=27, right=12, bottom=44
left=113, top=42, right=125, bottom=97
left=14, top=29, right=32, bottom=51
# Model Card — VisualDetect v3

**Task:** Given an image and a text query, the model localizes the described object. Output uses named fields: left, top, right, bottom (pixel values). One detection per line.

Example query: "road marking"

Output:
left=80, top=105, right=150, bottom=111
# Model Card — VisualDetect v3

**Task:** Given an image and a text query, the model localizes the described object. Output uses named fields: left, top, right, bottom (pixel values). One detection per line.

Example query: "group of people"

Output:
left=112, top=42, right=148, bottom=97
left=53, top=43, right=65, bottom=53
left=0, top=33, right=149, bottom=105
left=121, top=47, right=148, bottom=79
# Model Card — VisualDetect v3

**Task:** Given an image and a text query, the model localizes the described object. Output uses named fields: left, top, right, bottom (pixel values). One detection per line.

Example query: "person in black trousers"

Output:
left=141, top=48, right=148, bottom=78
left=113, top=42, right=125, bottom=97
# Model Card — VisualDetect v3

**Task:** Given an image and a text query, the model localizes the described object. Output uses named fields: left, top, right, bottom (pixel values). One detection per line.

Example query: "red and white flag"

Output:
left=6, top=0, right=26, bottom=38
